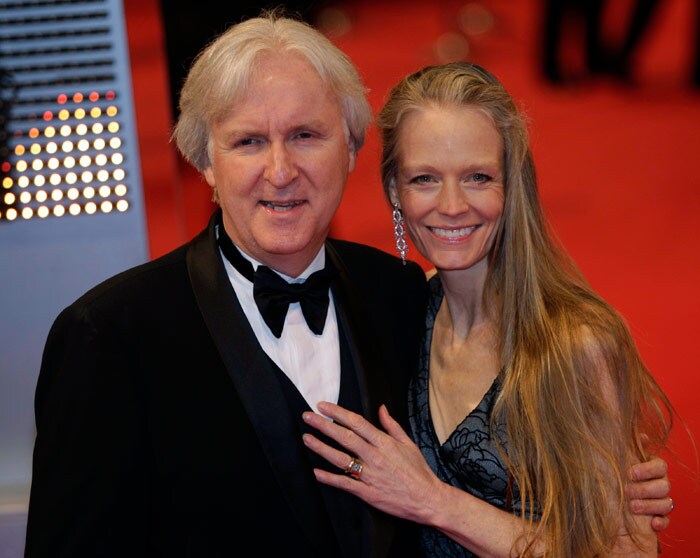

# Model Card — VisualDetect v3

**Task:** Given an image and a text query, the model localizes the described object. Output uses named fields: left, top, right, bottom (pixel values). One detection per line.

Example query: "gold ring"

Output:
left=344, top=457, right=363, bottom=480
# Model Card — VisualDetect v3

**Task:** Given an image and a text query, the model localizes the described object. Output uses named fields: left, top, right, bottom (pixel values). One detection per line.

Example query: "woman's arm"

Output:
left=303, top=402, right=543, bottom=557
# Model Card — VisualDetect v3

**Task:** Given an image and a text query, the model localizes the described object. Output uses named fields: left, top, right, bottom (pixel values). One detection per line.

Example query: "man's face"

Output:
left=204, top=52, right=357, bottom=277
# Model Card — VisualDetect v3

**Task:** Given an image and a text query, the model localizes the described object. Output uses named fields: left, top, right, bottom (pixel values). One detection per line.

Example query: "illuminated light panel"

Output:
left=3, top=86, right=135, bottom=222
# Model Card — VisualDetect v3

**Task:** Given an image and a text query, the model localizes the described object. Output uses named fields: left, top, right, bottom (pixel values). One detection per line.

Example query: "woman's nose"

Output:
left=436, top=181, right=470, bottom=215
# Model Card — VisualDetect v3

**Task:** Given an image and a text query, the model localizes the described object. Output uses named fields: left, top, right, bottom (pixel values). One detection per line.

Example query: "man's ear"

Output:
left=347, top=147, right=357, bottom=173
left=203, top=166, right=215, bottom=187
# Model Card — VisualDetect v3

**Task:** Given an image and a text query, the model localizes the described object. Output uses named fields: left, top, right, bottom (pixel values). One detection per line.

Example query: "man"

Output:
left=24, top=12, right=672, bottom=558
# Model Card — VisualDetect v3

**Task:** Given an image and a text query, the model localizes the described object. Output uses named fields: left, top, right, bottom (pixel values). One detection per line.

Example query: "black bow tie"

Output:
left=216, top=221, right=336, bottom=338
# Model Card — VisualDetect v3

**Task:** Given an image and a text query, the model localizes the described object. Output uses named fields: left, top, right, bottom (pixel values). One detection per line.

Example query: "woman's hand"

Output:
left=302, top=402, right=446, bottom=524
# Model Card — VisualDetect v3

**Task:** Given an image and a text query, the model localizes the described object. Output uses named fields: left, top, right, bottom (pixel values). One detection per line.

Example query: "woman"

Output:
left=302, top=62, right=675, bottom=556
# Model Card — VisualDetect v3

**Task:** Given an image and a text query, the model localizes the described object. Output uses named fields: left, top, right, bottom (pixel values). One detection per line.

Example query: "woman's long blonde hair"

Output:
left=377, top=62, right=674, bottom=556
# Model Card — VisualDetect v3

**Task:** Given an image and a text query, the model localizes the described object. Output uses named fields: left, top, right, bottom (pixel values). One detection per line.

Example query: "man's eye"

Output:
left=295, top=131, right=314, bottom=140
left=238, top=138, right=258, bottom=147
left=410, top=175, right=433, bottom=184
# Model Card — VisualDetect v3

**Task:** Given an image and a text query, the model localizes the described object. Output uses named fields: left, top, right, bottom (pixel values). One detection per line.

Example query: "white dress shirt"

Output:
left=218, top=237, right=341, bottom=414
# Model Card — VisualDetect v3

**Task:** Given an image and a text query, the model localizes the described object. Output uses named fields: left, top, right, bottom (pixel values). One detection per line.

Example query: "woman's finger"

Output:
left=378, top=404, right=412, bottom=442
left=316, top=401, right=388, bottom=446
left=302, top=410, right=367, bottom=454
left=302, top=432, right=357, bottom=473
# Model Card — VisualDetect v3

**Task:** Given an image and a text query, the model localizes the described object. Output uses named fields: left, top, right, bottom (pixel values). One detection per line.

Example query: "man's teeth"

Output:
left=261, top=201, right=302, bottom=211
left=430, top=226, right=477, bottom=238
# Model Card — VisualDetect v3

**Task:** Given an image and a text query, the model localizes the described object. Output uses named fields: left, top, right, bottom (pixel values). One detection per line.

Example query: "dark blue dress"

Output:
left=408, top=275, right=531, bottom=557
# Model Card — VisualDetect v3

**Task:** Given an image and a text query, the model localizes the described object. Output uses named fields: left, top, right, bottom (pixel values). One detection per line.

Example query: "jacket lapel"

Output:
left=185, top=213, right=338, bottom=556
left=326, top=241, right=394, bottom=425
left=326, top=241, right=398, bottom=557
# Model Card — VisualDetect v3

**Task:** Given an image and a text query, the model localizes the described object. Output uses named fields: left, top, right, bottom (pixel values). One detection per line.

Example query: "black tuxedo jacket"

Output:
left=25, top=211, right=428, bottom=558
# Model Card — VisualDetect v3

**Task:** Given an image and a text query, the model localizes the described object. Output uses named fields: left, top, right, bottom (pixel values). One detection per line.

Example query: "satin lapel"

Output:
left=326, top=241, right=397, bottom=556
left=186, top=212, right=337, bottom=556
left=326, top=242, right=394, bottom=424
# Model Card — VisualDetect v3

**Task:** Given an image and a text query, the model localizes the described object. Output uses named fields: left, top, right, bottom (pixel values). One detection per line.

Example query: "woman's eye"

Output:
left=472, top=172, right=492, bottom=183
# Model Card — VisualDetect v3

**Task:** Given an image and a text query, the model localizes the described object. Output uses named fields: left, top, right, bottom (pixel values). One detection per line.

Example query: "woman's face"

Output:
left=392, top=104, right=505, bottom=275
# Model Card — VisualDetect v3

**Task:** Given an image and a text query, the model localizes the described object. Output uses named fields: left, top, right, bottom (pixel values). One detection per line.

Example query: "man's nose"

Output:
left=264, top=143, right=299, bottom=187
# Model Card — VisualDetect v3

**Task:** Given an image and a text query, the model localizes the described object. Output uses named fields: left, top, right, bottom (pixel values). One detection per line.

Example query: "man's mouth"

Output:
left=260, top=200, right=305, bottom=212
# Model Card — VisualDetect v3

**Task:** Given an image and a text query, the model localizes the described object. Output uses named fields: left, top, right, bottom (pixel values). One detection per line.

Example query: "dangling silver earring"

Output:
left=392, top=201, right=408, bottom=265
